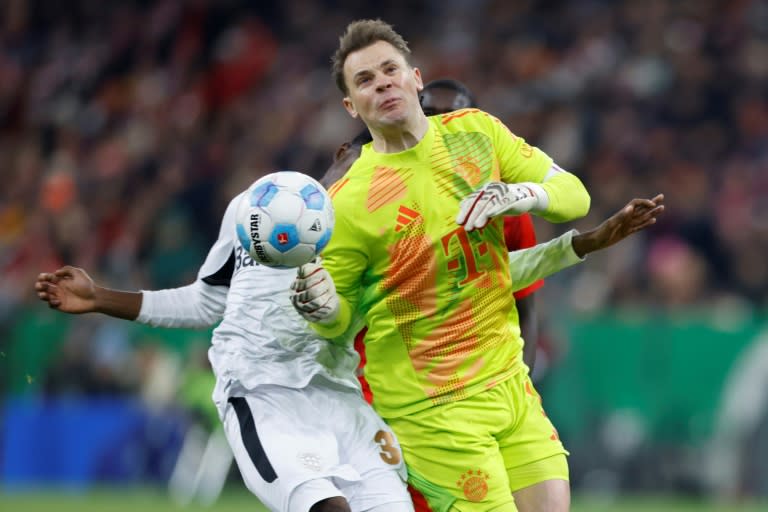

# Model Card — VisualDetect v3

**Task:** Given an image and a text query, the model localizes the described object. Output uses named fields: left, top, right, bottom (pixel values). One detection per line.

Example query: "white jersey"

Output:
left=137, top=192, right=414, bottom=512
left=137, top=192, right=361, bottom=406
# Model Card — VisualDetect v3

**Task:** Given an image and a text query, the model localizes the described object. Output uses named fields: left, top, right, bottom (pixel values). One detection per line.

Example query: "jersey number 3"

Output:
left=375, top=430, right=401, bottom=465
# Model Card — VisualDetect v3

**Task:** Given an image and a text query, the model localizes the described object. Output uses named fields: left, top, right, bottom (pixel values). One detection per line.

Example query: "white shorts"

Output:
left=220, top=379, right=412, bottom=512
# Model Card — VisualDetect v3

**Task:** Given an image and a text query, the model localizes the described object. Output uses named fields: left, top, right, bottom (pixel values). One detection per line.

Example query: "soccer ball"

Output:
left=235, top=171, right=334, bottom=268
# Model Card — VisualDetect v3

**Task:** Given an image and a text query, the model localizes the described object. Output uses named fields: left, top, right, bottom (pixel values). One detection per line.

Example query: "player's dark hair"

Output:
left=420, top=78, right=478, bottom=111
left=332, top=19, right=412, bottom=95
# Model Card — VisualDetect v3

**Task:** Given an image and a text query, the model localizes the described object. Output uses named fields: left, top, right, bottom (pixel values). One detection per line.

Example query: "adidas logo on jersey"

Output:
left=395, top=205, right=420, bottom=232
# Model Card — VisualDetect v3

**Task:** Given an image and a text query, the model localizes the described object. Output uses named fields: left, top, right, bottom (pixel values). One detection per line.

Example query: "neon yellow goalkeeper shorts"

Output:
left=385, top=370, right=569, bottom=511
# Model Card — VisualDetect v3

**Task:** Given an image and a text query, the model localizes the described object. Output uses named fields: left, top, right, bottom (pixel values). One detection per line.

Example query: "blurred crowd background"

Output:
left=1, top=0, right=767, bottom=506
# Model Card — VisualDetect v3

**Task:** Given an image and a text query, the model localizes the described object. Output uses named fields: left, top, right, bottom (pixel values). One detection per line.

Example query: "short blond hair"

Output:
left=331, top=19, right=412, bottom=95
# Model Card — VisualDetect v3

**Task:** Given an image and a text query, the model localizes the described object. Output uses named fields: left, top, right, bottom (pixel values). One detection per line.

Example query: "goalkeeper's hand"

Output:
left=456, top=182, right=547, bottom=231
left=290, top=261, right=340, bottom=324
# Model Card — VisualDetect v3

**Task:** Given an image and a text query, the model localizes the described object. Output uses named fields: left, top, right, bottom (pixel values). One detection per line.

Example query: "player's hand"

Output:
left=572, top=194, right=665, bottom=257
left=290, top=261, right=340, bottom=324
left=457, top=182, right=545, bottom=231
left=34, top=266, right=98, bottom=314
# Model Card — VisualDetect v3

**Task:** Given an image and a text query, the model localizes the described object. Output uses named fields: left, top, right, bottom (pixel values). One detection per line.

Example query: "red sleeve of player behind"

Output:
left=354, top=328, right=374, bottom=404
left=504, top=214, right=544, bottom=300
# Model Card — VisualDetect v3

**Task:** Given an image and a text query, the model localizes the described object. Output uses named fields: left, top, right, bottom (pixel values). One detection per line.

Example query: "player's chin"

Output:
left=377, top=109, right=409, bottom=126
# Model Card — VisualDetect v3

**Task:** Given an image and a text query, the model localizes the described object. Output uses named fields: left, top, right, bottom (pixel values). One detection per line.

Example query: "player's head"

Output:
left=420, top=79, right=478, bottom=116
left=332, top=19, right=413, bottom=95
left=319, top=129, right=373, bottom=188
left=332, top=19, right=424, bottom=131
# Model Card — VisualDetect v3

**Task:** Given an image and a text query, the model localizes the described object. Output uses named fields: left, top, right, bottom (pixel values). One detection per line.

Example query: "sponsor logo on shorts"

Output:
left=457, top=469, right=489, bottom=502
left=297, top=453, right=322, bottom=472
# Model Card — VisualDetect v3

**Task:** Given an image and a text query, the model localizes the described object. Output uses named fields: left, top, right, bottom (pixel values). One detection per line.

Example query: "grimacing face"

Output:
left=341, top=40, right=424, bottom=131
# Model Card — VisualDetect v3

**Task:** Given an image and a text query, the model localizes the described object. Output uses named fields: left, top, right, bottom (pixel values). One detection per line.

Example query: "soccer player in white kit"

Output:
left=33, top=188, right=414, bottom=512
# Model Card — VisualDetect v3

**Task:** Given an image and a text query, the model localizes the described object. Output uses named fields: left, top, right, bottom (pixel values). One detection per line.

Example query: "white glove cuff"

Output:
left=520, top=182, right=549, bottom=212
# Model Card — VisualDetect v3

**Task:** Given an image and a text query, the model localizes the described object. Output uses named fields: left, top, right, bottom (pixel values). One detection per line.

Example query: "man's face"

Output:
left=420, top=87, right=471, bottom=116
left=341, top=40, right=424, bottom=131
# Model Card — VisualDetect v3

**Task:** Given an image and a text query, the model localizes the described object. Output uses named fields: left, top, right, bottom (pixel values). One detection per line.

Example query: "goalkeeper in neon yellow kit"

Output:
left=292, top=19, right=590, bottom=512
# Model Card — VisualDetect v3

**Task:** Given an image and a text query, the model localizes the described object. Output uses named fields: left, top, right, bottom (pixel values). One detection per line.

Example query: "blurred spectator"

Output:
left=3, top=0, right=764, bottom=317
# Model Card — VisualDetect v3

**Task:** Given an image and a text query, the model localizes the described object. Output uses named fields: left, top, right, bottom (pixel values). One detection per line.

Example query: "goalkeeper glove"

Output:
left=290, top=261, right=340, bottom=324
left=456, top=182, right=548, bottom=231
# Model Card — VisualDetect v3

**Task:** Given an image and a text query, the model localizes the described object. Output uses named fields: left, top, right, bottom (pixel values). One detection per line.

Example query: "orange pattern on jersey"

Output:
left=328, top=178, right=349, bottom=199
left=383, top=214, right=516, bottom=403
left=410, top=297, right=486, bottom=402
left=454, top=156, right=482, bottom=185
left=473, top=270, right=494, bottom=289
left=367, top=166, right=411, bottom=213
left=382, top=220, right=438, bottom=329
left=431, top=148, right=465, bottom=196
left=381, top=202, right=506, bottom=403
left=433, top=132, right=495, bottom=195
left=380, top=208, right=497, bottom=403
left=441, top=108, right=481, bottom=125
left=484, top=246, right=509, bottom=290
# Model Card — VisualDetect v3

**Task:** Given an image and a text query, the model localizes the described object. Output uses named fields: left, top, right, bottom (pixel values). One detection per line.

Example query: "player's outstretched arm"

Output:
left=571, top=194, right=664, bottom=258
left=36, top=194, right=246, bottom=327
left=35, top=266, right=142, bottom=320
left=507, top=194, right=664, bottom=292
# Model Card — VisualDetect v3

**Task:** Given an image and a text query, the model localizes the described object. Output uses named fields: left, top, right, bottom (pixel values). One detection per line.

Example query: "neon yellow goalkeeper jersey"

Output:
left=319, top=109, right=590, bottom=418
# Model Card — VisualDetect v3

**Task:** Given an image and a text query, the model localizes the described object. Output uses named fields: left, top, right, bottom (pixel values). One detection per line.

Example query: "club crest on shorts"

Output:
left=457, top=469, right=489, bottom=502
